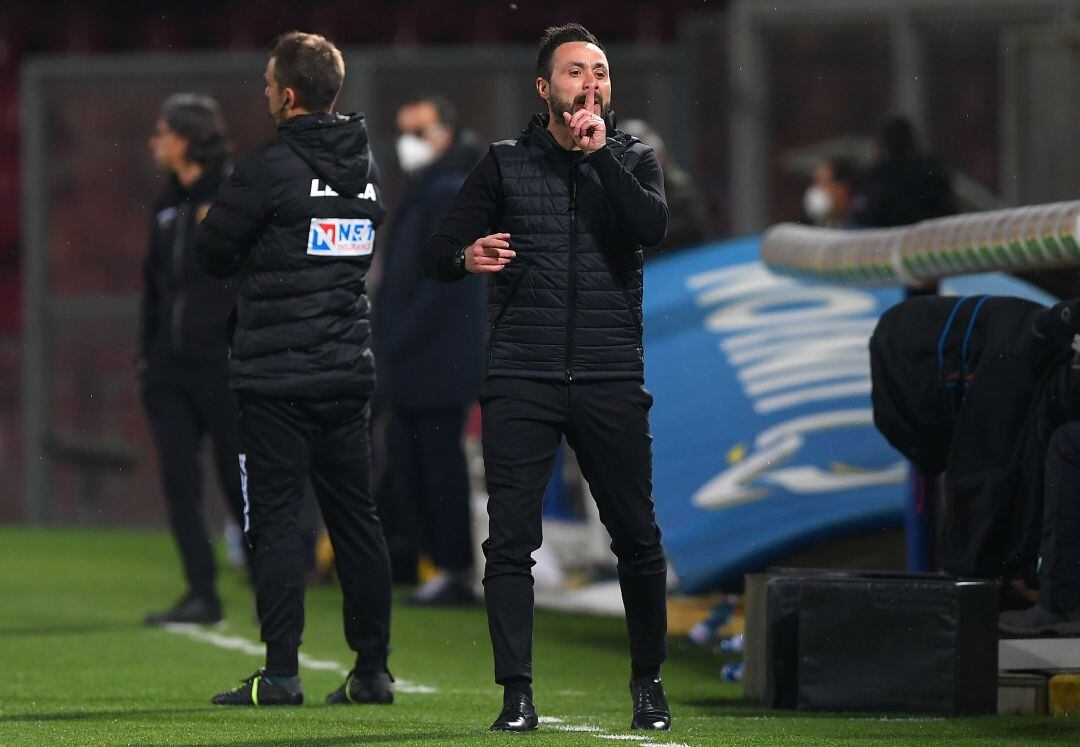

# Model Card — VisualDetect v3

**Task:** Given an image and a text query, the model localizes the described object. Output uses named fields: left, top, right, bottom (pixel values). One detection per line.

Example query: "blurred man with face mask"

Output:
left=373, top=95, right=485, bottom=605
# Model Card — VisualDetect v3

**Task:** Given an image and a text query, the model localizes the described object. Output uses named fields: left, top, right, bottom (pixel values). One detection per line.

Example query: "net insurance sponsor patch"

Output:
left=306, top=218, right=375, bottom=257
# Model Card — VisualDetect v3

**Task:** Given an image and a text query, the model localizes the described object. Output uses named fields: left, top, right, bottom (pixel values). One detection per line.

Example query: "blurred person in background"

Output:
left=1000, top=418, right=1080, bottom=636
left=195, top=31, right=394, bottom=708
left=802, top=156, right=859, bottom=227
left=140, top=93, right=247, bottom=626
left=423, top=23, right=671, bottom=733
left=374, top=94, right=486, bottom=605
left=852, top=115, right=956, bottom=228
left=621, top=118, right=710, bottom=256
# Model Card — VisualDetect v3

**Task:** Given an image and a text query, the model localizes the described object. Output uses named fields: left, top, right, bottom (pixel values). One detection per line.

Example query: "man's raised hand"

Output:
left=561, top=87, right=606, bottom=153
left=465, top=233, right=515, bottom=274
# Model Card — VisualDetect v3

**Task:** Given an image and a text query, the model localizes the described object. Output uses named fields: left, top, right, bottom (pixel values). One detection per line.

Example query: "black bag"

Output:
left=795, top=575, right=997, bottom=714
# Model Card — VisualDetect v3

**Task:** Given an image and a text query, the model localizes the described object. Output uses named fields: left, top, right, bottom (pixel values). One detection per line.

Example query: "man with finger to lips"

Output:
left=422, top=22, right=671, bottom=734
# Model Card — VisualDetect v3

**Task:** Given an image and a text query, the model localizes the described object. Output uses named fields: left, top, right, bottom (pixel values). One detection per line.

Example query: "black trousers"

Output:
left=142, top=367, right=246, bottom=600
left=387, top=406, right=474, bottom=572
left=480, top=377, right=668, bottom=685
left=238, top=393, right=392, bottom=676
left=1041, top=421, right=1080, bottom=613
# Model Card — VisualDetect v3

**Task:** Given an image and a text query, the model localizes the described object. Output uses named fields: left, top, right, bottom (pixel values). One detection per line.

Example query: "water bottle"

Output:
left=717, top=633, right=744, bottom=653
left=720, top=662, right=744, bottom=683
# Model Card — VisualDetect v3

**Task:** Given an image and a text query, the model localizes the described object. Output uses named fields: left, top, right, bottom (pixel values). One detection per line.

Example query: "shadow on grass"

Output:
left=161, top=730, right=482, bottom=746
left=0, top=621, right=142, bottom=637
left=0, top=707, right=205, bottom=724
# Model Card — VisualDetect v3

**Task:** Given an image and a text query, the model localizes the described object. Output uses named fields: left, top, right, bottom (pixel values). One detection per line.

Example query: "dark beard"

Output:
left=549, top=92, right=610, bottom=127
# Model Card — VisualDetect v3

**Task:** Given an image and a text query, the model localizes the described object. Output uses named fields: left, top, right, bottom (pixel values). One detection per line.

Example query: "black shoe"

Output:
left=490, top=692, right=538, bottom=732
left=144, top=594, right=222, bottom=626
left=212, top=670, right=303, bottom=706
left=630, top=677, right=671, bottom=731
left=999, top=604, right=1080, bottom=637
left=325, top=669, right=394, bottom=704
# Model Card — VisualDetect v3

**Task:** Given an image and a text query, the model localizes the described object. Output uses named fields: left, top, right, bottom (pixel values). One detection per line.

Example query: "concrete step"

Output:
left=999, top=637, right=1080, bottom=671
left=998, top=673, right=1047, bottom=715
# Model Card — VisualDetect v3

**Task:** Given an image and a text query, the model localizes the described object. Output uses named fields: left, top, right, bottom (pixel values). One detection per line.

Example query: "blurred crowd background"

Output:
left=6, top=0, right=1080, bottom=539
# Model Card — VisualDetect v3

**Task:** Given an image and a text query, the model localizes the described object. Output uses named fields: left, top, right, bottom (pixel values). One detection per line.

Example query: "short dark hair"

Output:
left=268, top=31, right=345, bottom=112
left=879, top=116, right=917, bottom=159
left=536, top=23, right=603, bottom=80
left=160, top=93, right=232, bottom=168
left=400, top=93, right=458, bottom=130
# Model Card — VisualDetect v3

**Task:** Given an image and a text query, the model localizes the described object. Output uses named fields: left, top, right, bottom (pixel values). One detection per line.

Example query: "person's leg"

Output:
left=238, top=394, right=314, bottom=677
left=385, top=409, right=424, bottom=581
left=480, top=378, right=565, bottom=690
left=413, top=406, right=474, bottom=595
left=308, top=400, right=392, bottom=675
left=1041, top=420, right=1080, bottom=615
left=143, top=376, right=218, bottom=606
left=196, top=372, right=253, bottom=575
left=565, top=381, right=667, bottom=680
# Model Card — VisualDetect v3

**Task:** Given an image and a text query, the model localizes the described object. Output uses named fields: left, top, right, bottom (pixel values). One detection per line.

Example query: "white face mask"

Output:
left=803, top=185, right=833, bottom=224
left=396, top=134, right=437, bottom=174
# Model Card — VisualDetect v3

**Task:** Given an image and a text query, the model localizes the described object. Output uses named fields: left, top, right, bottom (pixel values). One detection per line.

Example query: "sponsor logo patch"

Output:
left=306, top=218, right=375, bottom=256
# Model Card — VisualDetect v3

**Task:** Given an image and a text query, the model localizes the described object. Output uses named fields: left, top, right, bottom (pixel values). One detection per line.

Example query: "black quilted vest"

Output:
left=488, top=114, right=648, bottom=382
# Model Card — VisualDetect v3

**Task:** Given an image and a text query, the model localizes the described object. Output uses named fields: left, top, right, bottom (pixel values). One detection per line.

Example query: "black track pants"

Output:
left=479, top=377, right=667, bottom=685
left=143, top=369, right=246, bottom=599
left=387, top=406, right=474, bottom=572
left=238, top=393, right=392, bottom=676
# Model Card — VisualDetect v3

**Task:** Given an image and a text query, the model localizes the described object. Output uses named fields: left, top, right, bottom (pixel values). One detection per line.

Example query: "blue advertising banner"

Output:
left=644, top=237, right=1056, bottom=593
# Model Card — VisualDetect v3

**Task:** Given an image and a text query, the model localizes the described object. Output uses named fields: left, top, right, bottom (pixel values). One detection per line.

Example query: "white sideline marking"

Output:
left=557, top=725, right=602, bottom=733
left=162, top=623, right=437, bottom=694
left=595, top=739, right=688, bottom=747
left=538, top=717, right=565, bottom=723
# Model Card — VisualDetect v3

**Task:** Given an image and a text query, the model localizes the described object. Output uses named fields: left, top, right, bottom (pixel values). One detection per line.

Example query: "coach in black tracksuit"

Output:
left=194, top=32, right=393, bottom=708
left=423, top=24, right=671, bottom=733
left=140, top=93, right=246, bottom=626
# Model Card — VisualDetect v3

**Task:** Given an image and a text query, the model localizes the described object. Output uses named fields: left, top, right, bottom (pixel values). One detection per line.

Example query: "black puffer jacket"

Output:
left=194, top=112, right=385, bottom=399
left=140, top=164, right=235, bottom=370
left=423, top=113, right=668, bottom=382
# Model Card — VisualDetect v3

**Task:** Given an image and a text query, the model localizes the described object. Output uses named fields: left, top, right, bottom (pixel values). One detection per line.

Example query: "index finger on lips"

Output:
left=586, top=86, right=595, bottom=112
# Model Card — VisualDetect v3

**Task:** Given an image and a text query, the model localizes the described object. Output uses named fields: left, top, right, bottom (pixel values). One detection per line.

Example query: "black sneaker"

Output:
left=630, top=677, right=671, bottom=731
left=490, top=692, right=538, bottom=732
left=212, top=670, right=303, bottom=706
left=999, top=604, right=1080, bottom=637
left=325, top=669, right=394, bottom=704
left=144, top=594, right=222, bottom=626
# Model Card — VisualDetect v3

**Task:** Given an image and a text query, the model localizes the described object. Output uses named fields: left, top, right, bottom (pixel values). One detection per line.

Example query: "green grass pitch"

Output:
left=2, top=527, right=1080, bottom=746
